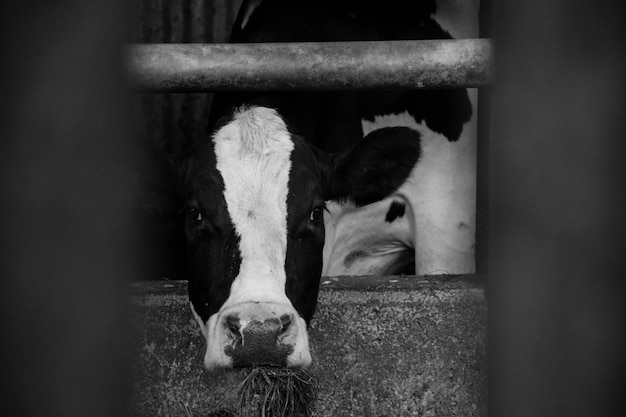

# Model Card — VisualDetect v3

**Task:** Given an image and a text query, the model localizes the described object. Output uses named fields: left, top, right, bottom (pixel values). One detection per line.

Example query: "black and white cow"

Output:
left=183, top=0, right=477, bottom=369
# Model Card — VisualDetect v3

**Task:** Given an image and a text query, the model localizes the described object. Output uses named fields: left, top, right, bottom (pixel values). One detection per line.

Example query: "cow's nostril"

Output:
left=225, top=315, right=241, bottom=337
left=279, top=314, right=292, bottom=335
left=222, top=311, right=299, bottom=368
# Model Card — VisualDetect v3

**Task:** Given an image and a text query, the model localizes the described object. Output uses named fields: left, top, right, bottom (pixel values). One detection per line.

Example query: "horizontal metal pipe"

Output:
left=127, top=39, right=493, bottom=92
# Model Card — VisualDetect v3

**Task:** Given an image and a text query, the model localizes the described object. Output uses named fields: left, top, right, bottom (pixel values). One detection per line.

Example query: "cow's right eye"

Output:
left=187, top=207, right=202, bottom=223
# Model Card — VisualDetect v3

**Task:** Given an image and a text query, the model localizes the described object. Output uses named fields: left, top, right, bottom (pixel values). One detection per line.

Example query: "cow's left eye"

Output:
left=310, top=207, right=323, bottom=222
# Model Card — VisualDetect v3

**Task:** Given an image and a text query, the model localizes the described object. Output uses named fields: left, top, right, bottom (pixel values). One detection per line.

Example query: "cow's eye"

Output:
left=187, top=207, right=202, bottom=223
left=310, top=206, right=323, bottom=222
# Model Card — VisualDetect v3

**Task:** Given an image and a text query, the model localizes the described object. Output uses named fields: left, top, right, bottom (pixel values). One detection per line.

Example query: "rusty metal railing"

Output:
left=127, top=39, right=493, bottom=92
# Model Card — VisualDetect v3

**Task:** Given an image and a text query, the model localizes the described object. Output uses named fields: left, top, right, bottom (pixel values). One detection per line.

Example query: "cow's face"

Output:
left=184, top=106, right=420, bottom=370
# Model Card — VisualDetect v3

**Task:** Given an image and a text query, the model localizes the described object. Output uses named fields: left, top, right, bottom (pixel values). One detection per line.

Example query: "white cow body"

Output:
left=323, top=104, right=477, bottom=276
left=323, top=0, right=479, bottom=276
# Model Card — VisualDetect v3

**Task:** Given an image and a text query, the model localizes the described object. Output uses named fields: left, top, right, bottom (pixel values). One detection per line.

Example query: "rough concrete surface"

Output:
left=131, top=277, right=486, bottom=416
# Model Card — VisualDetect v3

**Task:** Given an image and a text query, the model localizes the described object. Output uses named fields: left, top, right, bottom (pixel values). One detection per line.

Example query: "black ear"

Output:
left=322, top=127, right=421, bottom=206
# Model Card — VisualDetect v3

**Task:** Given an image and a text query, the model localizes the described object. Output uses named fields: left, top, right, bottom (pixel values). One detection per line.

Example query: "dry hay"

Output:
left=235, top=366, right=317, bottom=417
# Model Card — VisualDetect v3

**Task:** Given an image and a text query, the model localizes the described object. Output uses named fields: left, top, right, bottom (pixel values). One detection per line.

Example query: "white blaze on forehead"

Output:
left=213, top=106, right=294, bottom=305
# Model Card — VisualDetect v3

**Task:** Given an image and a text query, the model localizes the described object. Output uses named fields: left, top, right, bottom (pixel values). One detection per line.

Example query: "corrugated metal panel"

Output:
left=131, top=0, right=242, bottom=155
left=130, top=1, right=241, bottom=281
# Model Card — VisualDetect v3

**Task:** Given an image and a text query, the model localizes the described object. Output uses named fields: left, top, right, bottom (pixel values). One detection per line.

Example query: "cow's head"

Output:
left=183, top=106, right=420, bottom=370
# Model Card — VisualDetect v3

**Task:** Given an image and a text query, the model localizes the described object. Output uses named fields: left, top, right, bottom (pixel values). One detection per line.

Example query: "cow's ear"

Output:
left=320, top=127, right=421, bottom=206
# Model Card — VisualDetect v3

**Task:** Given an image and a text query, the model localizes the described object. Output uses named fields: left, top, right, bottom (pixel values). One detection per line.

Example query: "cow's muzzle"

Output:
left=224, top=314, right=294, bottom=367
left=202, top=301, right=312, bottom=370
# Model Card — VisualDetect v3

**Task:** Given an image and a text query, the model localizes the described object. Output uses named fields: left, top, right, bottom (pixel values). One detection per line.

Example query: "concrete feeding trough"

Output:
left=131, top=275, right=486, bottom=416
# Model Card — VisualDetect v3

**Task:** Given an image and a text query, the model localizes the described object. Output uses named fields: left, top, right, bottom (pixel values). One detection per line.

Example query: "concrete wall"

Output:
left=131, top=277, right=486, bottom=416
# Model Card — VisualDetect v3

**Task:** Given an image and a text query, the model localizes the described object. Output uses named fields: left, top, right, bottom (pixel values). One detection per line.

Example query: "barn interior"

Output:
left=127, top=1, right=488, bottom=415
left=2, top=0, right=626, bottom=417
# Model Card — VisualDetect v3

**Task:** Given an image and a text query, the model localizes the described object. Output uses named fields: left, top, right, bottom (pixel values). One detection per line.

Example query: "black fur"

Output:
left=385, top=201, right=407, bottom=223
left=184, top=131, right=243, bottom=322
left=324, top=127, right=421, bottom=206
left=284, top=135, right=326, bottom=324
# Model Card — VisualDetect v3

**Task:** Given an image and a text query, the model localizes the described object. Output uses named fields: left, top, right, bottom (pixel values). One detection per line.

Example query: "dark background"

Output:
left=130, top=0, right=242, bottom=281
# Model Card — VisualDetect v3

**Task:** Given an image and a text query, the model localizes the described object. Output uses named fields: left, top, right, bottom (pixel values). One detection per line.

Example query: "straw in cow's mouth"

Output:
left=235, top=366, right=317, bottom=417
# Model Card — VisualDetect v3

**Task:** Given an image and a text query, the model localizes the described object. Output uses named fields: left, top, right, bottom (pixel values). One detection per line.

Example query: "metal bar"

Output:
left=127, top=39, right=493, bottom=92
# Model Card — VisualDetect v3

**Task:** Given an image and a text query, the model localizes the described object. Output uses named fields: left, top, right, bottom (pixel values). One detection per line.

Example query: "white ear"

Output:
left=190, top=302, right=208, bottom=340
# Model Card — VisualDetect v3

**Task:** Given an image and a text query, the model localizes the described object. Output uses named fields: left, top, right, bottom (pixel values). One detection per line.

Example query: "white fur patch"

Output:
left=323, top=198, right=415, bottom=276
left=198, top=106, right=312, bottom=369
left=363, top=107, right=476, bottom=275
left=214, top=106, right=294, bottom=305
left=322, top=103, right=477, bottom=276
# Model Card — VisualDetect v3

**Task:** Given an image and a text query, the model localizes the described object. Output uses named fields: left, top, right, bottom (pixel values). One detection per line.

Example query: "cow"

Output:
left=183, top=0, right=477, bottom=369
